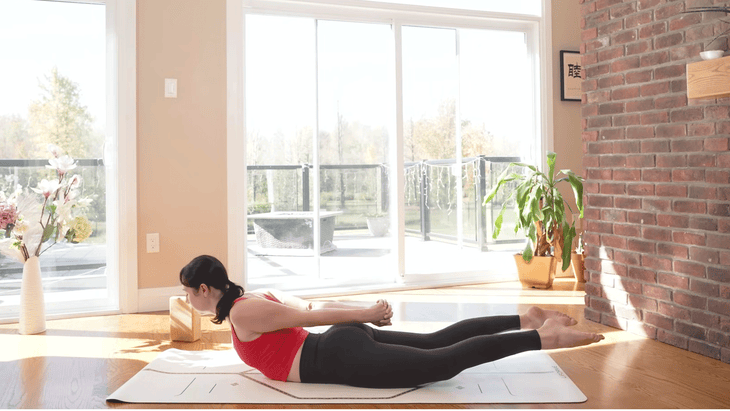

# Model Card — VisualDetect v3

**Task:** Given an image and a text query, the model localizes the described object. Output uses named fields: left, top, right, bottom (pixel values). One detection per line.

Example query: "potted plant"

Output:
left=571, top=232, right=586, bottom=283
left=483, top=151, right=584, bottom=289
left=366, top=213, right=389, bottom=237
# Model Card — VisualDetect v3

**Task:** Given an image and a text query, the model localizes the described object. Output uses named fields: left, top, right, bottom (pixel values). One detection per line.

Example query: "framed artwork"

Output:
left=560, top=50, right=582, bottom=101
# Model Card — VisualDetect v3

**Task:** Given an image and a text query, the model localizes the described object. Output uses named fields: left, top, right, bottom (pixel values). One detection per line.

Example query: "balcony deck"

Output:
left=247, top=229, right=524, bottom=293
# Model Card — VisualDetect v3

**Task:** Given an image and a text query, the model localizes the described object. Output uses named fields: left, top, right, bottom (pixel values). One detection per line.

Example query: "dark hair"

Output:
left=179, top=255, right=244, bottom=324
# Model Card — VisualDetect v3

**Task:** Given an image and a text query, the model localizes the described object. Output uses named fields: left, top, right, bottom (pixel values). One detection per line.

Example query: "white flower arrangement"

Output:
left=0, top=145, right=93, bottom=262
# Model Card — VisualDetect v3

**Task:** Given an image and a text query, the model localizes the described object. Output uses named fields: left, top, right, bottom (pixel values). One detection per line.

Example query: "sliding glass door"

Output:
left=244, top=15, right=396, bottom=291
left=316, top=20, right=395, bottom=285
left=403, top=27, right=533, bottom=279
left=237, top=2, right=543, bottom=291
left=245, top=15, right=318, bottom=288
left=401, top=26, right=460, bottom=276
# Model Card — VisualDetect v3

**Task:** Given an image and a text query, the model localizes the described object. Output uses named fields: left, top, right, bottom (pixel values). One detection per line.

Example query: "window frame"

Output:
left=226, top=0, right=553, bottom=288
left=0, top=0, right=138, bottom=321
left=107, top=0, right=139, bottom=314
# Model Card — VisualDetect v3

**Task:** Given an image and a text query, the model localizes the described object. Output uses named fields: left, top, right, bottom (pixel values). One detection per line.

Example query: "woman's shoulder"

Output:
left=233, top=292, right=258, bottom=305
left=229, top=292, right=276, bottom=333
left=231, top=292, right=270, bottom=311
left=229, top=294, right=256, bottom=326
left=229, top=296, right=264, bottom=343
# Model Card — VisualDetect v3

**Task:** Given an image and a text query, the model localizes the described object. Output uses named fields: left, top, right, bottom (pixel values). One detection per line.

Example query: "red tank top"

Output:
left=231, top=294, right=309, bottom=382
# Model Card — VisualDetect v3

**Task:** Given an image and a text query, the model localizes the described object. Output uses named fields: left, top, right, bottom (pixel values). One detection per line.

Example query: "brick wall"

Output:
left=580, top=0, right=730, bottom=364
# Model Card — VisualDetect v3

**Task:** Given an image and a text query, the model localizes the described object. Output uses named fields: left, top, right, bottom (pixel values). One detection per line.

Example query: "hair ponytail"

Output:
left=180, top=255, right=244, bottom=324
left=214, top=281, right=244, bottom=324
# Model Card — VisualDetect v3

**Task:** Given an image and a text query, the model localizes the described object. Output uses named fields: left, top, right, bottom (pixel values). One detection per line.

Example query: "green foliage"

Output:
left=1, top=68, right=103, bottom=159
left=483, top=151, right=584, bottom=271
left=404, top=99, right=519, bottom=162
left=247, top=203, right=272, bottom=215
left=27, top=67, right=98, bottom=158
left=0, top=68, right=107, bottom=243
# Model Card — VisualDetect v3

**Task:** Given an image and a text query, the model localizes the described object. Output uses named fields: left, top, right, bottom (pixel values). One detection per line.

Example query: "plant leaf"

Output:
left=527, top=223, right=537, bottom=253
left=492, top=201, right=509, bottom=239
left=522, top=241, right=534, bottom=262
left=484, top=173, right=524, bottom=206
left=509, top=162, right=537, bottom=173
left=546, top=152, right=556, bottom=183
left=561, top=224, right=575, bottom=271
left=515, top=182, right=532, bottom=228
left=40, top=223, right=56, bottom=244
left=531, top=186, right=544, bottom=222
left=567, top=172, right=584, bottom=217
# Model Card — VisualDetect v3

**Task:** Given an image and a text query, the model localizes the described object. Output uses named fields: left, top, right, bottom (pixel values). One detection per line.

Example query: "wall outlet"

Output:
left=147, top=233, right=160, bottom=253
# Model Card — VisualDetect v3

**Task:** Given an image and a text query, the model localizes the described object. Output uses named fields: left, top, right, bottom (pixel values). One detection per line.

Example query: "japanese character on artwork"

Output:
left=568, top=64, right=582, bottom=79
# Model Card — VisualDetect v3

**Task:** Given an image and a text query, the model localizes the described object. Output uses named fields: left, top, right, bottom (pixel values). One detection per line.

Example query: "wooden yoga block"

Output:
left=170, top=296, right=201, bottom=342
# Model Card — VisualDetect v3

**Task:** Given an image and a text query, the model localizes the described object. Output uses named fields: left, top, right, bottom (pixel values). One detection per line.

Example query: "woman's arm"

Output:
left=230, top=297, right=392, bottom=334
left=255, top=288, right=392, bottom=327
left=309, top=300, right=365, bottom=310
left=253, top=288, right=313, bottom=310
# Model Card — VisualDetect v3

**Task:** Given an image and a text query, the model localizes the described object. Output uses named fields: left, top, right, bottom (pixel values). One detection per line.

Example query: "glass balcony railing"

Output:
left=247, top=155, right=524, bottom=251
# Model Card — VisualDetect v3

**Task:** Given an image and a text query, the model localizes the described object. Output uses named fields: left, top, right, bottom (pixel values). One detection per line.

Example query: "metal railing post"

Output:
left=380, top=164, right=388, bottom=212
left=477, top=155, right=488, bottom=252
left=419, top=160, right=430, bottom=241
left=302, top=164, right=310, bottom=212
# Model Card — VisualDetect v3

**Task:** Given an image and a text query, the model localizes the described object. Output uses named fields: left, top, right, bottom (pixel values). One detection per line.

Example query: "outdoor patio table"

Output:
left=248, top=211, right=342, bottom=254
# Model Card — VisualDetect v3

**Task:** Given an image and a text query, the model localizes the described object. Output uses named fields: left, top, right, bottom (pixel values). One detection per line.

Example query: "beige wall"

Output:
left=551, top=0, right=583, bottom=218
left=137, top=0, right=228, bottom=289
left=134, top=0, right=582, bottom=289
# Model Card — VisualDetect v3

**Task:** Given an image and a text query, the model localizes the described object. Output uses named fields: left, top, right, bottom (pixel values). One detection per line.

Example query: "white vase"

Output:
left=19, top=256, right=46, bottom=334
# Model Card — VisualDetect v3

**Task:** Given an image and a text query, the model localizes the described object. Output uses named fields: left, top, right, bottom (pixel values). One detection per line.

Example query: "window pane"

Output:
left=316, top=20, right=394, bottom=283
left=402, top=26, right=459, bottom=274
left=402, top=25, right=532, bottom=276
left=245, top=16, right=397, bottom=289
left=245, top=14, right=318, bottom=285
left=460, top=29, right=531, bottom=158
left=365, top=0, right=541, bottom=16
left=0, top=0, right=108, bottom=318
left=460, top=29, right=531, bottom=244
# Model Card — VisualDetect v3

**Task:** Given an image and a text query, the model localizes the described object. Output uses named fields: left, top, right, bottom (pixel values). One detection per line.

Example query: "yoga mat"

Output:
left=107, top=348, right=587, bottom=404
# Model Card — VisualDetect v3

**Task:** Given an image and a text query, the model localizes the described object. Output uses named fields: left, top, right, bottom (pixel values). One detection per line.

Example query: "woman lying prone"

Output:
left=180, top=255, right=604, bottom=389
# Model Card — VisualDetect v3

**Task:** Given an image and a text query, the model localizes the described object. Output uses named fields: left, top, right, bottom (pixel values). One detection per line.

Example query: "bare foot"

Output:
left=537, top=319, right=605, bottom=349
left=520, top=306, right=578, bottom=330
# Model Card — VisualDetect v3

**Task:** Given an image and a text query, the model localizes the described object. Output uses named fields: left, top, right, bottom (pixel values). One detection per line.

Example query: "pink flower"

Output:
left=0, top=203, right=18, bottom=230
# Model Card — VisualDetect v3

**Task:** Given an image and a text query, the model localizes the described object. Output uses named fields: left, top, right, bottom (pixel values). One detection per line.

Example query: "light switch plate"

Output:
left=165, top=78, right=177, bottom=98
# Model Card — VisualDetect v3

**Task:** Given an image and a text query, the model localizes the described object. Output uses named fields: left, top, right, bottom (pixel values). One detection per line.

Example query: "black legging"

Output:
left=299, top=315, right=542, bottom=388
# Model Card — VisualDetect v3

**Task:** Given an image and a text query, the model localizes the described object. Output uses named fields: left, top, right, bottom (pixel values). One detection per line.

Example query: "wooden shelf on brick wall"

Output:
left=687, top=55, right=730, bottom=99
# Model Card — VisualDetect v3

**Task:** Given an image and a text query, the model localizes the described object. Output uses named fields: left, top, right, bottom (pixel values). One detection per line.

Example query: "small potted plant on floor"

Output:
left=571, top=232, right=586, bottom=283
left=483, top=151, right=584, bottom=289
left=366, top=213, right=389, bottom=237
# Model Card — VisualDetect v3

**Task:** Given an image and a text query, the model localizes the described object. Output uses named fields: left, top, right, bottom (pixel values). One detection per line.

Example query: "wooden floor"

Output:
left=1, top=278, right=729, bottom=409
